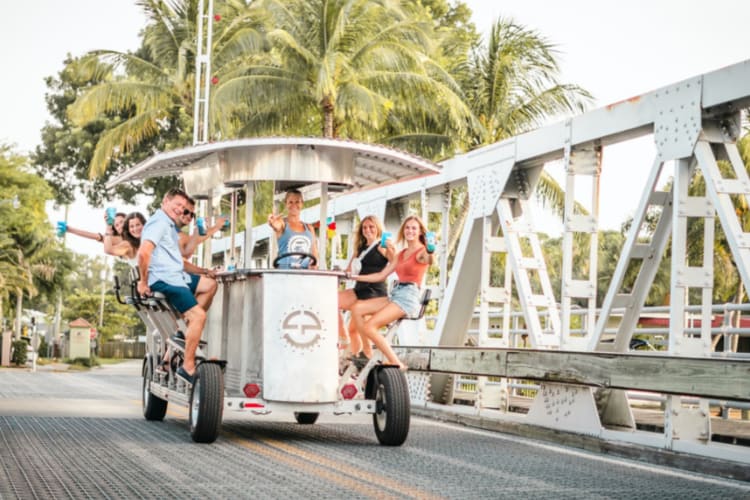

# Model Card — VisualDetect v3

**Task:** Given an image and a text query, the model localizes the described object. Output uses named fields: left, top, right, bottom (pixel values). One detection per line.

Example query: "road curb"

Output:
left=412, top=406, right=750, bottom=482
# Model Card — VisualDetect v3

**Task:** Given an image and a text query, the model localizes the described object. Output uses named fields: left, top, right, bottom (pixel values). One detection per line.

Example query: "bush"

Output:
left=65, top=356, right=101, bottom=368
left=11, top=340, right=28, bottom=366
left=37, top=338, right=48, bottom=358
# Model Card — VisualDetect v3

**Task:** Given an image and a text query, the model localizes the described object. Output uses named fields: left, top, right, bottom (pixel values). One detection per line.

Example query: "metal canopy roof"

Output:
left=106, top=137, right=441, bottom=197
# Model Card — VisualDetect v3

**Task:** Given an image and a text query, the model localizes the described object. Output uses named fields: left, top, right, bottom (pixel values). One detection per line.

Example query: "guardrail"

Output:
left=395, top=346, right=750, bottom=402
left=456, top=302, right=750, bottom=355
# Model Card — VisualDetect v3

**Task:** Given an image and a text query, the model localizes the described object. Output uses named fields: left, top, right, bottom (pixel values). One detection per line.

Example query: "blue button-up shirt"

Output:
left=141, top=208, right=190, bottom=287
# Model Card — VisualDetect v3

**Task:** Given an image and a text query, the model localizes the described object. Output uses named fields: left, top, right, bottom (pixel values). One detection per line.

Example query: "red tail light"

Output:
left=243, top=383, right=261, bottom=398
left=341, top=384, right=357, bottom=400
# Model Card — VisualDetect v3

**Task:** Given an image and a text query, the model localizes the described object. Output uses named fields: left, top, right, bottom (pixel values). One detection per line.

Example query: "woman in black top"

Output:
left=338, top=215, right=393, bottom=357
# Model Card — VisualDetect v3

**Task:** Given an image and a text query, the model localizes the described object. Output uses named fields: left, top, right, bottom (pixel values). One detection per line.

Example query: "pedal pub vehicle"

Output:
left=110, top=137, right=438, bottom=444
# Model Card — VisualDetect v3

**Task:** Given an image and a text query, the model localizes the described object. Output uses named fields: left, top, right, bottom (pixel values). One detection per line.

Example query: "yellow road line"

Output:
left=229, top=435, right=389, bottom=498
left=254, top=435, right=444, bottom=500
left=131, top=397, right=440, bottom=498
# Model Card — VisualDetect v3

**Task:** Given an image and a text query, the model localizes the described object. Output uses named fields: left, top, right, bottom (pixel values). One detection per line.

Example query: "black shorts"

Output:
left=354, top=283, right=387, bottom=300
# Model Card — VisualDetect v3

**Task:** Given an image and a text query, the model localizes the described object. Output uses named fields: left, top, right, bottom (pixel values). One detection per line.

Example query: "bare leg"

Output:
left=360, top=303, right=406, bottom=368
left=350, top=298, right=389, bottom=357
left=347, top=319, right=363, bottom=356
left=181, top=305, right=206, bottom=374
left=194, top=276, right=218, bottom=311
left=337, top=289, right=358, bottom=346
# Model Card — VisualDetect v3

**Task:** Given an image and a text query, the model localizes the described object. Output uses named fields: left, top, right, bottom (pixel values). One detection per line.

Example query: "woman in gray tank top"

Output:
left=267, top=190, right=319, bottom=269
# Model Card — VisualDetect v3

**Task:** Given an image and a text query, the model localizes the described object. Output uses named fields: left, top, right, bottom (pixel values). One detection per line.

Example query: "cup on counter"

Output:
left=380, top=231, right=392, bottom=248
left=105, top=207, right=117, bottom=225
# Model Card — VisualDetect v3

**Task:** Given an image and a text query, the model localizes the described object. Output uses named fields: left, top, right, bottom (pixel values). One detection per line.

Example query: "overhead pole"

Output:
left=193, top=0, right=214, bottom=146
left=193, top=0, right=216, bottom=267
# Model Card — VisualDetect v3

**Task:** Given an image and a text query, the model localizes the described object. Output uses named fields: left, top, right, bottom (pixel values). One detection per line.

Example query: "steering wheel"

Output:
left=273, top=252, right=318, bottom=269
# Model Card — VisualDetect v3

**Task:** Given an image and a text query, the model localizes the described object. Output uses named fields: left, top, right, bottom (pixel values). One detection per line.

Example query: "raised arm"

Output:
left=180, top=216, right=228, bottom=258
left=66, top=225, right=104, bottom=243
left=267, top=213, right=285, bottom=238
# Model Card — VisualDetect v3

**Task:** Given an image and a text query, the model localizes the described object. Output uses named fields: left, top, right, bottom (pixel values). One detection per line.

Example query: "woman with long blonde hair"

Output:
left=349, top=215, right=434, bottom=370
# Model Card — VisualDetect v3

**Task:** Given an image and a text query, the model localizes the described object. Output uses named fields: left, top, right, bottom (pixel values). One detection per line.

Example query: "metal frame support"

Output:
left=590, top=156, right=673, bottom=352
left=560, top=134, right=602, bottom=349
left=497, top=198, right=561, bottom=348
left=668, top=158, right=714, bottom=356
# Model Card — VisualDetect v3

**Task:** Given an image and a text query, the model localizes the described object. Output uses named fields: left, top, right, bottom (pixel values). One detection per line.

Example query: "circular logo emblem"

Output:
left=288, top=235, right=311, bottom=253
left=280, top=308, right=325, bottom=351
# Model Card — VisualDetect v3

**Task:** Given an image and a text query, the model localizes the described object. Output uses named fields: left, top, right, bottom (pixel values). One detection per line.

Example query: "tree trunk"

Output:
left=321, top=95, right=334, bottom=138
left=15, top=292, right=22, bottom=339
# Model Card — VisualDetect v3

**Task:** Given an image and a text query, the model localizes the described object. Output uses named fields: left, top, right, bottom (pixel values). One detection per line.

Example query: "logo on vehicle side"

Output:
left=280, top=308, right=324, bottom=351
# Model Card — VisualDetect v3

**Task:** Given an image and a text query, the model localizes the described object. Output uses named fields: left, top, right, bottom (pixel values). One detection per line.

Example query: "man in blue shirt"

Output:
left=137, top=188, right=205, bottom=384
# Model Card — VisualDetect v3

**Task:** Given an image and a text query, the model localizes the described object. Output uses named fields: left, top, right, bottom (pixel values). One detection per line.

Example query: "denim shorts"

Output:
left=389, top=283, right=420, bottom=317
left=150, top=274, right=200, bottom=313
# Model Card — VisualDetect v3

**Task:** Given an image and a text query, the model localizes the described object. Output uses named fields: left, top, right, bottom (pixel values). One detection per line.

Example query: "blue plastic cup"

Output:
left=196, top=217, right=207, bottom=236
left=426, top=231, right=436, bottom=253
left=380, top=231, right=392, bottom=248
left=56, top=221, right=67, bottom=237
left=105, top=207, right=117, bottom=225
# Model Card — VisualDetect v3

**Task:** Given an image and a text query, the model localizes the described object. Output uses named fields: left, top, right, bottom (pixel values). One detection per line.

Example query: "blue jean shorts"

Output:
left=389, top=283, right=420, bottom=317
left=150, top=274, right=200, bottom=313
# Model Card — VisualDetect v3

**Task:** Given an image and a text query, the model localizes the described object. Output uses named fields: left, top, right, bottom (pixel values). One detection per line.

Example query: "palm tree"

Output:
left=68, top=0, right=267, bottom=178
left=446, top=17, right=593, bottom=257
left=0, top=145, right=61, bottom=337
left=214, top=0, right=477, bottom=148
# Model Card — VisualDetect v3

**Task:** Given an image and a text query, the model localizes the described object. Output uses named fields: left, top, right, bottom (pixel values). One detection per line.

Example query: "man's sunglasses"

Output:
left=182, top=209, right=195, bottom=219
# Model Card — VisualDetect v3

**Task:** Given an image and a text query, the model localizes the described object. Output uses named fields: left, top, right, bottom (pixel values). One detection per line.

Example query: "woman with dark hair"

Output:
left=337, top=215, right=393, bottom=357
left=104, top=212, right=146, bottom=265
left=349, top=215, right=434, bottom=370
left=58, top=210, right=127, bottom=248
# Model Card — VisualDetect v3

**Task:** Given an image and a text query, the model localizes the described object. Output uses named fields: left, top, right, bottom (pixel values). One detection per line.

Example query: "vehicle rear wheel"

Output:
left=142, top=356, right=167, bottom=421
left=371, top=367, right=410, bottom=446
left=189, top=363, right=224, bottom=443
left=294, top=412, right=319, bottom=425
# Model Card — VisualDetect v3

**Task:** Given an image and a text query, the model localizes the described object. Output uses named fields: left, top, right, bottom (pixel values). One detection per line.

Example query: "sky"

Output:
left=2, top=0, right=750, bottom=256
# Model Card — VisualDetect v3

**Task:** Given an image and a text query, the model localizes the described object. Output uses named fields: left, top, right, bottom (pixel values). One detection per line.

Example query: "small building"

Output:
left=67, top=318, right=93, bottom=359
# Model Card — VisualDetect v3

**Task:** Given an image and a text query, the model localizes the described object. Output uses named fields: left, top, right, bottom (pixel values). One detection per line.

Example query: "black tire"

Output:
left=294, top=412, right=319, bottom=425
left=189, top=363, right=224, bottom=443
left=371, top=367, right=411, bottom=446
left=142, top=356, right=167, bottom=421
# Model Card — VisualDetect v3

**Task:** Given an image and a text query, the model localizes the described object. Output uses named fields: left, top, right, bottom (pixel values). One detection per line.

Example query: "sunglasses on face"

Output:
left=182, top=209, right=195, bottom=219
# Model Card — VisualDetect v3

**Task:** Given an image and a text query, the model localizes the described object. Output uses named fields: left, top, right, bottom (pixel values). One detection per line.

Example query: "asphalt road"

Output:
left=0, top=360, right=748, bottom=499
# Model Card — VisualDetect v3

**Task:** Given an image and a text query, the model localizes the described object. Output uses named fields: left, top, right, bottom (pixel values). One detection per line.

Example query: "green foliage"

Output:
left=37, top=337, right=49, bottom=359
left=59, top=254, right=144, bottom=342
left=0, top=145, right=67, bottom=327
left=465, top=17, right=592, bottom=146
left=65, top=356, right=101, bottom=368
left=11, top=340, right=28, bottom=366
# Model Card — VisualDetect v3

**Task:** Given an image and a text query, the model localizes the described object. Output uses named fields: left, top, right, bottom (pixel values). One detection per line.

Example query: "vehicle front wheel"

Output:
left=142, top=356, right=167, bottom=421
left=189, top=363, right=224, bottom=443
left=371, top=367, right=410, bottom=446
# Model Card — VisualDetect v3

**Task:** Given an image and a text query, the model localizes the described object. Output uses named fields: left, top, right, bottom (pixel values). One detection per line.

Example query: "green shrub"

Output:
left=37, top=338, right=48, bottom=358
left=65, top=356, right=101, bottom=368
left=11, top=340, right=28, bottom=366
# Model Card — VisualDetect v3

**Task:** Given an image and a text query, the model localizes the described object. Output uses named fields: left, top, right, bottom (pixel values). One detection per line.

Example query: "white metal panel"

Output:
left=262, top=273, right=339, bottom=402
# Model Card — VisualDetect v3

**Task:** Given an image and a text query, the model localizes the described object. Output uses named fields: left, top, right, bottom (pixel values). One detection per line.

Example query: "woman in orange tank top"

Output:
left=350, top=215, right=434, bottom=370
